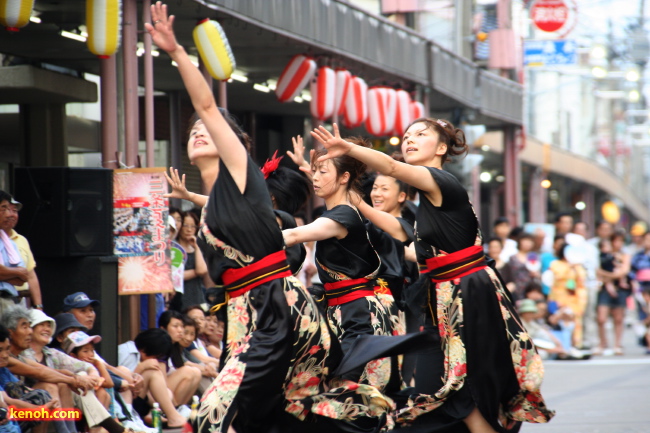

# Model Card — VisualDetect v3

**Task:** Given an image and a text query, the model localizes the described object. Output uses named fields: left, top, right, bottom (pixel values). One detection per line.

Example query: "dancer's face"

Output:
left=371, top=175, right=405, bottom=214
left=401, top=122, right=447, bottom=166
left=312, top=160, right=348, bottom=199
left=187, top=120, right=219, bottom=163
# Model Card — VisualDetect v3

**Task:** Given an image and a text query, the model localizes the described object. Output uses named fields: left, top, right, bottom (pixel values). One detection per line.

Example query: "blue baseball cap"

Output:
left=62, top=292, right=100, bottom=312
left=54, top=313, right=87, bottom=337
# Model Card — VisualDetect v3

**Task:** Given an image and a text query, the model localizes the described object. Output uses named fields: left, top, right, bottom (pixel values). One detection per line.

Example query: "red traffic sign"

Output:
left=531, top=0, right=568, bottom=33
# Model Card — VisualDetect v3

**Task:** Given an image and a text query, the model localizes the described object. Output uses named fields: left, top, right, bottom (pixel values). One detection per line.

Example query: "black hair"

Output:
left=0, top=324, right=9, bottom=343
left=158, top=310, right=183, bottom=329
left=486, top=236, right=503, bottom=247
left=169, top=206, right=181, bottom=216
left=403, top=118, right=468, bottom=164
left=311, top=136, right=370, bottom=195
left=524, top=281, right=544, bottom=296
left=360, top=172, right=376, bottom=207
left=311, top=205, right=326, bottom=222
left=509, top=226, right=524, bottom=240
left=182, top=304, right=206, bottom=316
left=182, top=316, right=199, bottom=338
left=516, top=232, right=535, bottom=250
left=493, top=217, right=510, bottom=227
left=265, top=166, right=311, bottom=215
left=557, top=242, right=568, bottom=260
left=135, top=328, right=172, bottom=358
left=0, top=191, right=11, bottom=204
left=555, top=212, right=573, bottom=223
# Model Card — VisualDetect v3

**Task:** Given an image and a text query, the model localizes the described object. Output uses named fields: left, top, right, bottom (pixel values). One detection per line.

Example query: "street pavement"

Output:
left=521, top=325, right=650, bottom=433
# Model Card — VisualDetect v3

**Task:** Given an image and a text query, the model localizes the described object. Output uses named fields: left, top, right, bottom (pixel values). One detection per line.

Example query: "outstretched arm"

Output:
left=146, top=2, right=248, bottom=192
left=311, top=124, right=441, bottom=201
left=350, top=192, right=408, bottom=242
left=164, top=167, right=208, bottom=207
left=283, top=218, right=347, bottom=247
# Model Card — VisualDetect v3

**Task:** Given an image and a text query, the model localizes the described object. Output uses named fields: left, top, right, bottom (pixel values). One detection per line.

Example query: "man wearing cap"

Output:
left=0, top=192, right=43, bottom=310
left=0, top=191, right=27, bottom=308
left=62, top=292, right=99, bottom=330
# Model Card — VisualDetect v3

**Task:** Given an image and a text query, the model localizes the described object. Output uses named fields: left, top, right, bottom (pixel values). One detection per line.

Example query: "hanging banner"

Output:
left=113, top=168, right=173, bottom=295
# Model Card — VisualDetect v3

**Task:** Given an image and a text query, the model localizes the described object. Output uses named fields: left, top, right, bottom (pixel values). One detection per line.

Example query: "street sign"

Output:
left=531, top=0, right=569, bottom=33
left=524, top=39, right=577, bottom=67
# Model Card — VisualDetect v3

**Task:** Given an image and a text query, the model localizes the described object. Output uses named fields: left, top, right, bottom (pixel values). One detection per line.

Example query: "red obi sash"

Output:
left=323, top=277, right=376, bottom=307
left=419, top=245, right=487, bottom=283
left=221, top=250, right=292, bottom=298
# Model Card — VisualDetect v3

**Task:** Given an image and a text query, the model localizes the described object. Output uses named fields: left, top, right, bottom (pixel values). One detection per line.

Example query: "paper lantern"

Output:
left=276, top=54, right=317, bottom=103
left=193, top=18, right=236, bottom=80
left=310, top=66, right=336, bottom=120
left=601, top=201, right=620, bottom=224
left=383, top=87, right=397, bottom=134
left=393, top=90, right=412, bottom=136
left=342, top=76, right=368, bottom=129
left=333, top=69, right=351, bottom=116
left=86, top=0, right=121, bottom=58
left=411, top=100, right=426, bottom=121
left=0, top=0, right=34, bottom=32
left=366, top=87, right=388, bottom=136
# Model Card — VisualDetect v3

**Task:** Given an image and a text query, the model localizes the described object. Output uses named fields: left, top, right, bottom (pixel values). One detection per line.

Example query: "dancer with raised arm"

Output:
left=282, top=140, right=396, bottom=395
left=146, top=3, right=391, bottom=432
left=311, top=120, right=554, bottom=433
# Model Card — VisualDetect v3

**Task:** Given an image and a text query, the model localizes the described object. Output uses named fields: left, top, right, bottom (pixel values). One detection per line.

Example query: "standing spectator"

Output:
left=549, top=243, right=588, bottom=348
left=630, top=232, right=650, bottom=350
left=540, top=235, right=565, bottom=296
left=624, top=221, right=647, bottom=256
left=0, top=194, right=42, bottom=310
left=572, top=222, right=600, bottom=350
left=491, top=217, right=517, bottom=262
left=486, top=237, right=507, bottom=271
left=588, top=220, right=614, bottom=249
left=554, top=212, right=574, bottom=238
left=506, top=233, right=541, bottom=301
left=0, top=192, right=27, bottom=314
left=595, top=231, right=632, bottom=355
left=173, top=212, right=208, bottom=311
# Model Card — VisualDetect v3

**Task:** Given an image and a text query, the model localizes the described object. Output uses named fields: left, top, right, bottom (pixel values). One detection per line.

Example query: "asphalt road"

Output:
left=520, top=327, right=650, bottom=433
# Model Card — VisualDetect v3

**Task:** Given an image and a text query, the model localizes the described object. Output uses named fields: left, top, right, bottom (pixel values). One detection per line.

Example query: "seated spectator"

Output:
left=132, top=329, right=188, bottom=429
left=0, top=323, right=56, bottom=433
left=158, top=311, right=201, bottom=407
left=179, top=317, right=216, bottom=393
left=201, top=311, right=224, bottom=360
left=182, top=305, right=219, bottom=368
left=62, top=292, right=99, bottom=331
left=518, top=299, right=566, bottom=359
left=64, top=331, right=114, bottom=390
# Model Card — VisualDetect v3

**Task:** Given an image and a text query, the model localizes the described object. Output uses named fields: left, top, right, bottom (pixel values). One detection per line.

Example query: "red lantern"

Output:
left=275, top=55, right=317, bottom=103
left=310, top=66, right=336, bottom=120
left=410, top=100, right=426, bottom=120
left=342, top=76, right=368, bottom=129
left=393, top=90, right=412, bottom=136
left=333, top=69, right=351, bottom=117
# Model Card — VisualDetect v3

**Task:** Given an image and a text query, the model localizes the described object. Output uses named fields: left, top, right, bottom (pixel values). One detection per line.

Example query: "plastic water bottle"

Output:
left=151, top=402, right=163, bottom=433
left=190, top=395, right=199, bottom=421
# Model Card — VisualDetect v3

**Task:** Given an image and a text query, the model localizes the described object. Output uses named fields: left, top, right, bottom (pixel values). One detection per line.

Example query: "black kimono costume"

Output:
left=194, top=157, right=392, bottom=433
left=394, top=167, right=554, bottom=432
left=316, top=205, right=394, bottom=394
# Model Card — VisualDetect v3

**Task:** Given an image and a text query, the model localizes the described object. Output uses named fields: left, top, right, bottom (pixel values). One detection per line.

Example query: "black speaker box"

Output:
left=13, top=167, right=113, bottom=258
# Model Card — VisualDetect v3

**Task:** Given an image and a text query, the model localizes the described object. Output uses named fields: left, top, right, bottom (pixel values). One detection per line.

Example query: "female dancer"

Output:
left=282, top=142, right=395, bottom=393
left=146, top=4, right=391, bottom=432
left=311, top=120, right=554, bottom=432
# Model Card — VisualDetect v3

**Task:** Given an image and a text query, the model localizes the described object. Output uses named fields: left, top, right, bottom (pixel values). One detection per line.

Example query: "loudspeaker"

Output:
left=13, top=167, right=113, bottom=258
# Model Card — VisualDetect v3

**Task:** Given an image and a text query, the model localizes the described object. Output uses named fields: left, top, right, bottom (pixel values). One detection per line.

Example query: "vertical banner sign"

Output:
left=113, top=168, right=174, bottom=295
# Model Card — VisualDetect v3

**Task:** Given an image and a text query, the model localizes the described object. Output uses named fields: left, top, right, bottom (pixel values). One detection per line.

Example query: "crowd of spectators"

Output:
left=486, top=213, right=650, bottom=359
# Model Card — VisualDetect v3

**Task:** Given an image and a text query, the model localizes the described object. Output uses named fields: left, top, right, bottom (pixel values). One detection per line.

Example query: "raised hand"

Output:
left=164, top=167, right=192, bottom=201
left=144, top=2, right=179, bottom=54
left=310, top=123, right=353, bottom=161
left=286, top=136, right=308, bottom=168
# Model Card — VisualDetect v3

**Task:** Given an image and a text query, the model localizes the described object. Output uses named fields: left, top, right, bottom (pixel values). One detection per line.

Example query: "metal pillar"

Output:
left=100, top=57, right=119, bottom=169
left=581, top=186, right=596, bottom=235
left=503, top=125, right=521, bottom=225
left=143, top=0, right=155, bottom=168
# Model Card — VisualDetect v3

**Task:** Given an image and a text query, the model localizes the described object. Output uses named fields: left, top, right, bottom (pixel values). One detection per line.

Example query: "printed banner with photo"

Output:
left=113, top=168, right=173, bottom=295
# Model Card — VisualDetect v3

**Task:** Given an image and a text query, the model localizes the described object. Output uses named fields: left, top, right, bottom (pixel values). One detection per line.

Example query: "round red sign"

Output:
left=531, top=0, right=568, bottom=32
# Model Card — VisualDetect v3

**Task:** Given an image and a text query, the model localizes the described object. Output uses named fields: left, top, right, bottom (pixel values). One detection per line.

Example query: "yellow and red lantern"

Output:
left=276, top=54, right=317, bottom=103
left=86, top=0, right=121, bottom=58
left=342, top=76, right=368, bottom=129
left=193, top=18, right=236, bottom=80
left=310, top=66, right=336, bottom=120
left=0, top=0, right=34, bottom=32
